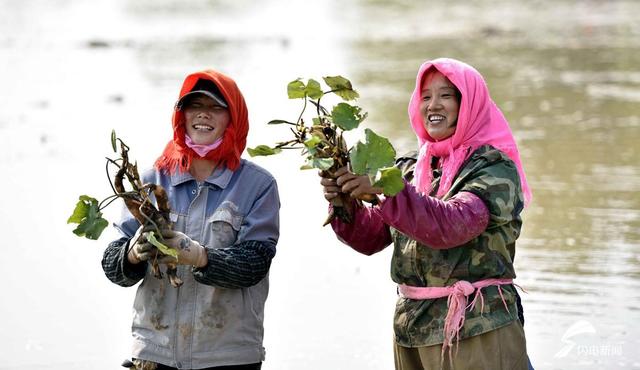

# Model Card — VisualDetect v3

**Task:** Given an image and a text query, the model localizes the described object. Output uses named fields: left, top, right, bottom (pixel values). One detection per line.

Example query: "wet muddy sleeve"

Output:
left=102, top=236, right=147, bottom=287
left=192, top=240, right=276, bottom=289
left=378, top=183, right=489, bottom=249
left=330, top=203, right=392, bottom=255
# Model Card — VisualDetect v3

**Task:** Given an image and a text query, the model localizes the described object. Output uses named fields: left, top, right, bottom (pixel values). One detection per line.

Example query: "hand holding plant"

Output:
left=67, top=131, right=183, bottom=287
left=248, top=76, right=404, bottom=225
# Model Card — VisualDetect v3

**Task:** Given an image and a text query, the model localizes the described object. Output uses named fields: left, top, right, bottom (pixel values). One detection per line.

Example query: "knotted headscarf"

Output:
left=155, top=69, right=249, bottom=174
left=408, top=58, right=531, bottom=206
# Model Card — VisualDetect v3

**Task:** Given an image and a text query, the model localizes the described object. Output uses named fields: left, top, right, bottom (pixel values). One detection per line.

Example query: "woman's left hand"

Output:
left=155, top=230, right=208, bottom=268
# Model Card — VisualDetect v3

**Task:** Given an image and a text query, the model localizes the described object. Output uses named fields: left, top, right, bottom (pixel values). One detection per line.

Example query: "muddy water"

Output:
left=1, top=0, right=638, bottom=369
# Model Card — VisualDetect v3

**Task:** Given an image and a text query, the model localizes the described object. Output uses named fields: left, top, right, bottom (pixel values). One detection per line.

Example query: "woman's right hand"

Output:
left=319, top=167, right=345, bottom=205
left=320, top=166, right=382, bottom=203
left=127, top=226, right=157, bottom=264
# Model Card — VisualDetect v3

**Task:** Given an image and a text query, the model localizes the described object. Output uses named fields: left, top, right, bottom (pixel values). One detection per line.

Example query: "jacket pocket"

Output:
left=204, top=201, right=243, bottom=249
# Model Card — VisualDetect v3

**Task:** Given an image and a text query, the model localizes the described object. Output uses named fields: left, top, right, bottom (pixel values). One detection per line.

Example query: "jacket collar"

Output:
left=169, top=162, right=238, bottom=189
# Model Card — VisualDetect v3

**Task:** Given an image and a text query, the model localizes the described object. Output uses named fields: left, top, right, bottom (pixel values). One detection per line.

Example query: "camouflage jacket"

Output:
left=391, top=144, right=524, bottom=347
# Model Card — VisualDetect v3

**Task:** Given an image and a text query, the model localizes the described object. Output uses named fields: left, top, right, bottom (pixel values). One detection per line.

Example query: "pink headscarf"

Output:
left=408, top=58, right=531, bottom=206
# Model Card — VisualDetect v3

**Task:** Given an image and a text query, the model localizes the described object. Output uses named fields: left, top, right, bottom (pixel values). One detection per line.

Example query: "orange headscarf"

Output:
left=154, top=69, right=249, bottom=174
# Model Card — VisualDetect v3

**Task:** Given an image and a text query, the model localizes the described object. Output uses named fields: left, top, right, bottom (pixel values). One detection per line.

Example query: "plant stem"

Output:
left=280, top=146, right=304, bottom=150
left=99, top=196, right=121, bottom=211
left=315, top=96, right=322, bottom=117
left=296, top=95, right=308, bottom=126
left=105, top=159, right=118, bottom=195
left=98, top=191, right=140, bottom=211
left=276, top=139, right=301, bottom=148
left=138, top=197, right=161, bottom=234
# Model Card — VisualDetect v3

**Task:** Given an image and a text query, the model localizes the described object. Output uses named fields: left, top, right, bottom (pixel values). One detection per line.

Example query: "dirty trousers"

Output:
left=152, top=362, right=261, bottom=370
left=393, top=320, right=528, bottom=370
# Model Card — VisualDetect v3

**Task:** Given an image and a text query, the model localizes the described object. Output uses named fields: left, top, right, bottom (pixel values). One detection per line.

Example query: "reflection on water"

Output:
left=1, top=0, right=639, bottom=369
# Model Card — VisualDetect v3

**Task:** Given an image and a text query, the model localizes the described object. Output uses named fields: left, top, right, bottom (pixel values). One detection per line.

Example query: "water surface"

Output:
left=1, top=0, right=639, bottom=369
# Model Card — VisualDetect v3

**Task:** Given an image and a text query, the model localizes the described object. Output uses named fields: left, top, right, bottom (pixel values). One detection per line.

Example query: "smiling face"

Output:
left=183, top=94, right=230, bottom=145
left=419, top=70, right=461, bottom=141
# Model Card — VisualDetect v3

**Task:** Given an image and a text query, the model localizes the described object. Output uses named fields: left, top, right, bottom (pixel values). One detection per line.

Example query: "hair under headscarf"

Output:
left=408, top=58, right=532, bottom=206
left=155, top=69, right=249, bottom=174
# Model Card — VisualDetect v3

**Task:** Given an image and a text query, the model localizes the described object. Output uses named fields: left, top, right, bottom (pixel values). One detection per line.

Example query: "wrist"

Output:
left=126, top=243, right=141, bottom=265
left=194, top=245, right=208, bottom=268
left=127, top=254, right=140, bottom=264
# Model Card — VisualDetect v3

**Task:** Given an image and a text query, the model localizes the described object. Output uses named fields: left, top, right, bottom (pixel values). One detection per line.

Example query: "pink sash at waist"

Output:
left=398, top=278, right=514, bottom=359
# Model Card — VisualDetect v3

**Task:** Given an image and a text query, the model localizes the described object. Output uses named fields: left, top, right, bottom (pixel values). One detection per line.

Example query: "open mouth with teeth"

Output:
left=193, top=124, right=214, bottom=131
left=427, top=114, right=446, bottom=123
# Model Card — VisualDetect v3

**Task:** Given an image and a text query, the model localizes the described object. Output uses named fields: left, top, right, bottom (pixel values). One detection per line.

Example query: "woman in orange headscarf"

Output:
left=103, top=69, right=280, bottom=370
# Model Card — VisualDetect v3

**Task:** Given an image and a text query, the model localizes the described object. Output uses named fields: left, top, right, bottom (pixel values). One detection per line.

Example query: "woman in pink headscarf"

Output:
left=320, top=58, right=531, bottom=370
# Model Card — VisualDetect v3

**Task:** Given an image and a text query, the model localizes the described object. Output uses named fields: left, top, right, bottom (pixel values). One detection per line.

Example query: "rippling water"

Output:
left=1, top=0, right=639, bottom=369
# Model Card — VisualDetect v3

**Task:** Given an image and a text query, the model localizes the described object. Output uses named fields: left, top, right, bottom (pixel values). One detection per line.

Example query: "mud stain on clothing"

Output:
left=201, top=301, right=228, bottom=330
left=180, top=324, right=192, bottom=339
left=149, top=284, right=168, bottom=330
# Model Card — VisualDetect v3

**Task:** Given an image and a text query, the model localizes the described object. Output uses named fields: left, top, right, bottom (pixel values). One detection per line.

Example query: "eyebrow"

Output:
left=422, top=85, right=457, bottom=93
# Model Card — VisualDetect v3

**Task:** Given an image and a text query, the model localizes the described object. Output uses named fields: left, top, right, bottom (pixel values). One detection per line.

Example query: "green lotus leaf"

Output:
left=373, top=167, right=405, bottom=196
left=304, top=135, right=323, bottom=149
left=350, top=128, right=396, bottom=176
left=68, top=195, right=109, bottom=240
left=306, top=79, right=323, bottom=99
left=331, top=102, right=367, bottom=131
left=147, top=231, right=179, bottom=260
left=323, top=76, right=360, bottom=100
left=247, top=145, right=283, bottom=157
left=287, top=79, right=306, bottom=99
left=267, top=119, right=295, bottom=125
left=111, top=129, right=117, bottom=152
left=300, top=157, right=334, bottom=171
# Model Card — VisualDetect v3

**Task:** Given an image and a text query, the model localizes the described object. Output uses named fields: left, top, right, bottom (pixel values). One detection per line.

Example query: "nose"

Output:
left=427, top=96, right=442, bottom=111
left=196, top=110, right=211, bottom=118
